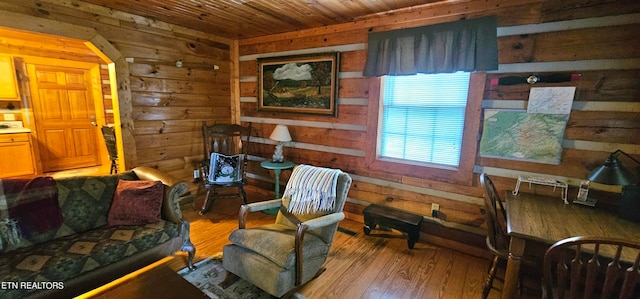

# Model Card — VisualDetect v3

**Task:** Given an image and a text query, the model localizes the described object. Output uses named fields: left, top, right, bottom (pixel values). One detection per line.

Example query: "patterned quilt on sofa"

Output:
left=0, top=221, right=179, bottom=298
left=0, top=171, right=181, bottom=299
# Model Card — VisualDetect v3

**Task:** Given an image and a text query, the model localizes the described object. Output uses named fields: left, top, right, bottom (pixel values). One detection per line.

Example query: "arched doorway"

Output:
left=0, top=12, right=136, bottom=172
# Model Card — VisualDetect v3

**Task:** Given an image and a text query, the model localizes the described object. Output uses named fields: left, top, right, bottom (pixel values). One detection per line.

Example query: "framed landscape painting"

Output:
left=258, top=52, right=339, bottom=116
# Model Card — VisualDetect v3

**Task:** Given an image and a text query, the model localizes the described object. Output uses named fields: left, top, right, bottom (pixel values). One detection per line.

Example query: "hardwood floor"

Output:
left=165, top=187, right=536, bottom=299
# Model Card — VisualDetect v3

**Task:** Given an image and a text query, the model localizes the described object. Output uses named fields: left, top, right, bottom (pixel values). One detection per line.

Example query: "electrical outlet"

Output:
left=431, top=203, right=440, bottom=217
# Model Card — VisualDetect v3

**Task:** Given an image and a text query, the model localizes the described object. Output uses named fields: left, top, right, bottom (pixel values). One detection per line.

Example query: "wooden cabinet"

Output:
left=0, top=133, right=35, bottom=178
left=0, top=55, right=19, bottom=100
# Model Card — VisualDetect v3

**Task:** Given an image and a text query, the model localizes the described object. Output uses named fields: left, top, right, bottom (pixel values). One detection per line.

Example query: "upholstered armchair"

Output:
left=221, top=165, right=352, bottom=298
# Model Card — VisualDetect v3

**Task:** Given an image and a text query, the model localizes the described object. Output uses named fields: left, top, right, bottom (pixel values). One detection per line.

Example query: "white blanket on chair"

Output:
left=283, top=165, right=342, bottom=214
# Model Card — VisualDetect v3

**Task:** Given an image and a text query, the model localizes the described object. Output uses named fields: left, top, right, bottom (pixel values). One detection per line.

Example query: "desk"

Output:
left=502, top=192, right=640, bottom=299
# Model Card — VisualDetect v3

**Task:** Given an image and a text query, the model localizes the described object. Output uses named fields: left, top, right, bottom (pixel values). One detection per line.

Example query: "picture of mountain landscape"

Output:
left=258, top=52, right=339, bottom=116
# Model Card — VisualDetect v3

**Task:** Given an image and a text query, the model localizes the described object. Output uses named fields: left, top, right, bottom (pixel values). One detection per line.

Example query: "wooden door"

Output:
left=27, top=64, right=101, bottom=172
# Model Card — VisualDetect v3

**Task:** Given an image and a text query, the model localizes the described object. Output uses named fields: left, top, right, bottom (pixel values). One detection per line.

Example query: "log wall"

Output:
left=0, top=0, right=234, bottom=184
left=1, top=0, right=639, bottom=251
left=237, top=0, right=640, bottom=249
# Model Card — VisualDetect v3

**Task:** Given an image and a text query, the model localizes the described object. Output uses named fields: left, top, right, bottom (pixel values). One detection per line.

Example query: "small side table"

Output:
left=260, top=160, right=295, bottom=214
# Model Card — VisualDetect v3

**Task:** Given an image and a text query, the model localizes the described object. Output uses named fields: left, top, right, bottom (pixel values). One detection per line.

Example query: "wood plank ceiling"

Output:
left=80, top=0, right=448, bottom=39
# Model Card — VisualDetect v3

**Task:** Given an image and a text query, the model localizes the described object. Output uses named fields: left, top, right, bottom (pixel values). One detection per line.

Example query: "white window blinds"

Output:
left=380, top=72, right=471, bottom=167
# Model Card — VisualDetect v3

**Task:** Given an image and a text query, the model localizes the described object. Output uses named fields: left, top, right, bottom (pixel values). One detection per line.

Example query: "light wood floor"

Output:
left=165, top=187, right=534, bottom=299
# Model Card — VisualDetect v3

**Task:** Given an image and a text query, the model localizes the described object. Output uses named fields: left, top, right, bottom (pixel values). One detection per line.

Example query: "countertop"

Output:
left=0, top=121, right=30, bottom=134
left=0, top=128, right=31, bottom=134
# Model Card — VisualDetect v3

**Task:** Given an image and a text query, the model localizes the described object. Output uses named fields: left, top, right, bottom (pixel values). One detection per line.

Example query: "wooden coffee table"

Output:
left=77, top=256, right=207, bottom=299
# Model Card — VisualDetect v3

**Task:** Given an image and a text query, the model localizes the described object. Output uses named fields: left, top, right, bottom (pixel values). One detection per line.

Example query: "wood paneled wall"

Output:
left=0, top=0, right=234, bottom=186
left=237, top=0, right=640, bottom=249
left=1, top=0, right=639, bottom=251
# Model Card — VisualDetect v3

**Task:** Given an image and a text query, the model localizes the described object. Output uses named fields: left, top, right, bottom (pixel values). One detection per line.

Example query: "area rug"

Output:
left=178, top=252, right=307, bottom=299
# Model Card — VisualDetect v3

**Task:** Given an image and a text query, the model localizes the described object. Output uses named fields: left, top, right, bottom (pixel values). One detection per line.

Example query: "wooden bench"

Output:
left=362, top=204, right=423, bottom=249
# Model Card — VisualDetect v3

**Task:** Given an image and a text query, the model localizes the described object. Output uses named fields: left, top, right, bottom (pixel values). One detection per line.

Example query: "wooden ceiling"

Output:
left=80, top=0, right=448, bottom=39
left=1, top=0, right=450, bottom=62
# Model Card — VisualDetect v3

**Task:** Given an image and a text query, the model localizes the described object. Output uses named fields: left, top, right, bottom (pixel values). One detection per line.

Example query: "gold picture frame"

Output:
left=258, top=52, right=339, bottom=116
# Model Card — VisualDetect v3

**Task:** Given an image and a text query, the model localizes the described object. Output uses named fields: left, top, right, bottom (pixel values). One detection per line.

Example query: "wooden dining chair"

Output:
left=100, top=126, right=118, bottom=174
left=479, top=173, right=539, bottom=298
left=479, top=173, right=511, bottom=298
left=543, top=236, right=640, bottom=299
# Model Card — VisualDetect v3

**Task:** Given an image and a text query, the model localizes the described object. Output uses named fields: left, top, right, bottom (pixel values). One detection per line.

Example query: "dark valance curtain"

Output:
left=363, top=16, right=498, bottom=76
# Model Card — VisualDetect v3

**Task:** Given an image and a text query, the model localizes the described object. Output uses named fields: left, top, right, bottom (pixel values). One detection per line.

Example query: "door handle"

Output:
left=91, top=122, right=97, bottom=126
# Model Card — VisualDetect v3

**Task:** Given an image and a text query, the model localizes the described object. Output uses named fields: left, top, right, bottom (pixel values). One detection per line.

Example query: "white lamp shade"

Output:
left=269, top=124, right=292, bottom=142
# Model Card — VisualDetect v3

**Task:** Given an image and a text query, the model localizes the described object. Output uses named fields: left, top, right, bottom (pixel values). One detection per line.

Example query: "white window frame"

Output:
left=365, top=73, right=486, bottom=186
left=376, top=72, right=471, bottom=170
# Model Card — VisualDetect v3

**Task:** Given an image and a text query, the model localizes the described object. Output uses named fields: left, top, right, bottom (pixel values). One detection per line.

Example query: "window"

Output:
left=378, top=72, right=471, bottom=168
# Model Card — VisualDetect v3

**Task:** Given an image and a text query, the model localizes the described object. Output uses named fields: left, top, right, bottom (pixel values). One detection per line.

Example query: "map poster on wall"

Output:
left=479, top=110, right=569, bottom=164
left=479, top=86, right=575, bottom=165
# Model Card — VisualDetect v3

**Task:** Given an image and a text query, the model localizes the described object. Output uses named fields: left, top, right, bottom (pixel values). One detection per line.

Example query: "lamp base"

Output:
left=619, top=185, right=640, bottom=222
left=272, top=143, right=284, bottom=163
left=573, top=198, right=597, bottom=207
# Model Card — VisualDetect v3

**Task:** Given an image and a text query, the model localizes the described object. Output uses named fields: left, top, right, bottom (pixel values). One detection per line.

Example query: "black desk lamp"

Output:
left=587, top=149, right=640, bottom=221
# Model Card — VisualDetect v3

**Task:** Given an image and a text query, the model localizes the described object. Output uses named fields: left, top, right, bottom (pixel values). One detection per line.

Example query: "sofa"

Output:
left=0, top=167, right=195, bottom=299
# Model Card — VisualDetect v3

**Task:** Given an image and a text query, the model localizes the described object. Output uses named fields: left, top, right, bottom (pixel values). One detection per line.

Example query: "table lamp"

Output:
left=587, top=149, right=640, bottom=222
left=269, top=124, right=292, bottom=163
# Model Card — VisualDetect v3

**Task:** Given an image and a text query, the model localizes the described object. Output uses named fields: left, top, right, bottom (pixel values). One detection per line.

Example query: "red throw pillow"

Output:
left=108, top=180, right=164, bottom=226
